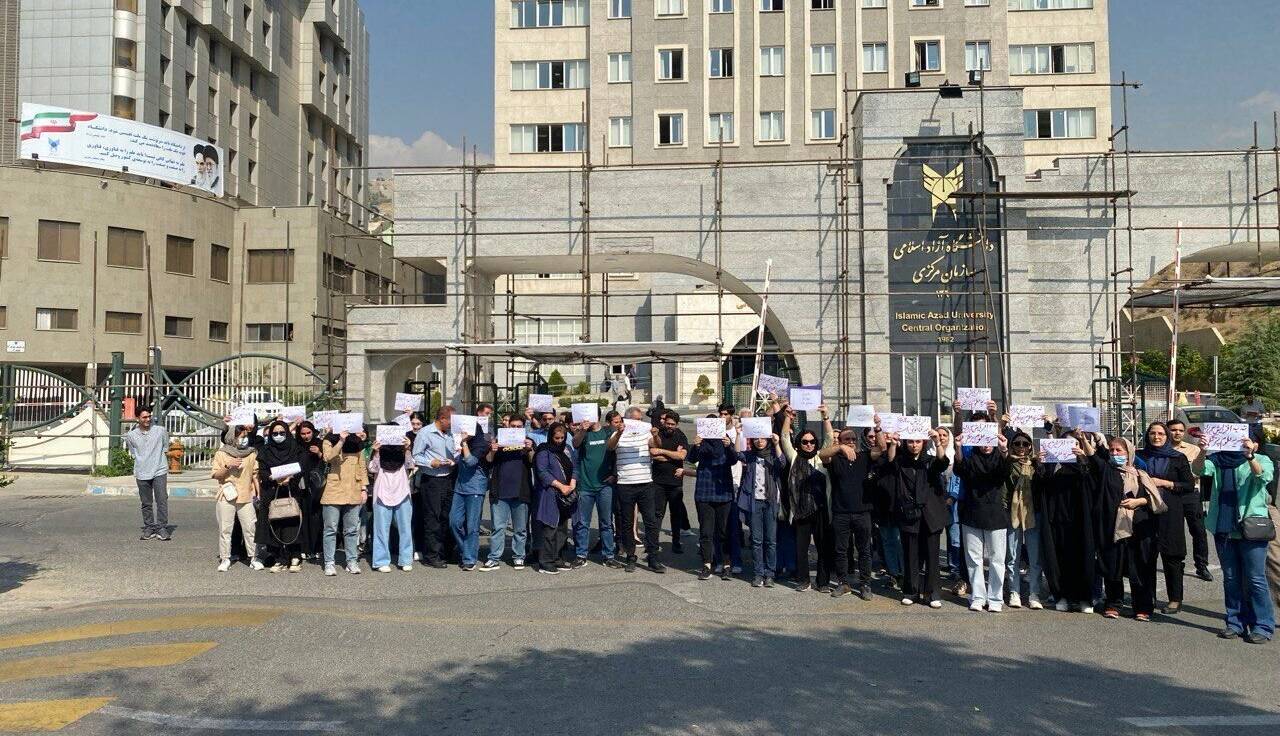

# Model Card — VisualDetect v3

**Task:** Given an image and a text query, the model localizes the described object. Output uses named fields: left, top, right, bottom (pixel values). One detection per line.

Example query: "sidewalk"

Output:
left=0, top=470, right=219, bottom=498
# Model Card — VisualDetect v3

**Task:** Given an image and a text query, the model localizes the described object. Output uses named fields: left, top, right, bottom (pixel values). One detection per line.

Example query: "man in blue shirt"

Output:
left=411, top=406, right=455, bottom=568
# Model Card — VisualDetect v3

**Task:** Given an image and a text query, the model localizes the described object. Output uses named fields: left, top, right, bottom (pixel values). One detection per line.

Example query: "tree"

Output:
left=1217, top=313, right=1280, bottom=409
left=547, top=369, right=568, bottom=397
left=573, top=380, right=591, bottom=395
left=1136, top=345, right=1213, bottom=392
left=694, top=374, right=715, bottom=398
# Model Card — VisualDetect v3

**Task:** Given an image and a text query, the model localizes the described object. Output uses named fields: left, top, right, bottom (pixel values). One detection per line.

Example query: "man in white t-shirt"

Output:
left=613, top=406, right=663, bottom=573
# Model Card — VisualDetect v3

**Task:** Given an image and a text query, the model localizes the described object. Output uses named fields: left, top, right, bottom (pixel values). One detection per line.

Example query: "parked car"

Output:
left=1175, top=405, right=1243, bottom=435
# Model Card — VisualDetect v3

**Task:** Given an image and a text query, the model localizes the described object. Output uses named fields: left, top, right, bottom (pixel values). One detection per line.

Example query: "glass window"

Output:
left=209, top=321, right=229, bottom=342
left=708, top=112, right=735, bottom=143
left=964, top=41, right=991, bottom=71
left=609, top=0, right=631, bottom=18
left=913, top=40, right=941, bottom=72
left=165, top=235, right=194, bottom=276
left=0, top=306, right=7, bottom=329
left=811, top=109, right=836, bottom=139
left=608, top=52, right=632, bottom=82
left=812, top=0, right=834, bottom=7
left=759, top=111, right=784, bottom=141
left=244, top=323, right=293, bottom=342
left=36, top=308, right=78, bottom=331
left=657, top=0, right=685, bottom=15
left=658, top=113, right=685, bottom=145
left=1008, top=0, right=1091, bottom=9
left=210, top=244, right=230, bottom=282
left=863, top=0, right=886, bottom=6
left=114, top=38, right=136, bottom=70
left=115, top=0, right=138, bottom=11
left=0, top=217, right=7, bottom=258
left=862, top=43, right=887, bottom=72
left=1010, top=43, right=1094, bottom=74
left=810, top=44, right=835, bottom=74
left=711, top=0, right=733, bottom=11
left=111, top=95, right=136, bottom=120
left=106, top=227, right=144, bottom=268
left=709, top=48, right=734, bottom=78
left=658, top=48, right=685, bottom=80
left=37, top=220, right=80, bottom=262
left=164, top=316, right=193, bottom=338
left=246, top=249, right=294, bottom=283
left=608, top=117, right=632, bottom=147
left=760, top=0, right=784, bottom=9
left=512, top=0, right=588, bottom=27
left=759, top=46, right=785, bottom=76
left=104, top=311, right=142, bottom=334
left=1024, top=108, right=1095, bottom=139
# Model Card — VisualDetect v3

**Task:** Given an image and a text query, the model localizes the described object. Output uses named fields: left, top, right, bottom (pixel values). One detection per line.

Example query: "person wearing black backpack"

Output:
left=883, top=428, right=952, bottom=608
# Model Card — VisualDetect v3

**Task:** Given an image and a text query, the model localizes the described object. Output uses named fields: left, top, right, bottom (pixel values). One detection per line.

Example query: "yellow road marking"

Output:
left=0, top=610, right=280, bottom=652
left=0, top=642, right=217, bottom=684
left=0, top=697, right=113, bottom=731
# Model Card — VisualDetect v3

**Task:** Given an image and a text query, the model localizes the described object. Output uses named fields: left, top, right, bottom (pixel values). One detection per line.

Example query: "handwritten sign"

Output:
left=331, top=412, right=364, bottom=434
left=476, top=415, right=490, bottom=435
left=1009, top=405, right=1044, bottom=432
left=961, top=421, right=999, bottom=447
left=956, top=388, right=992, bottom=412
left=1068, top=406, right=1101, bottom=433
left=528, top=394, right=555, bottom=413
left=310, top=410, right=338, bottom=431
left=845, top=405, right=876, bottom=428
left=1203, top=422, right=1249, bottom=452
left=878, top=413, right=903, bottom=435
left=1054, top=403, right=1082, bottom=427
left=696, top=417, right=726, bottom=440
left=623, top=418, right=650, bottom=436
left=788, top=387, right=822, bottom=412
left=742, top=417, right=773, bottom=439
left=394, top=393, right=423, bottom=412
left=269, top=462, right=302, bottom=481
left=375, top=424, right=408, bottom=445
left=280, top=406, right=307, bottom=423
left=756, top=373, right=790, bottom=397
left=392, top=413, right=412, bottom=428
left=571, top=403, right=599, bottom=424
left=1040, top=438, right=1078, bottom=464
left=453, top=414, right=479, bottom=437
left=899, top=416, right=934, bottom=441
left=497, top=428, right=527, bottom=447
left=229, top=408, right=256, bottom=428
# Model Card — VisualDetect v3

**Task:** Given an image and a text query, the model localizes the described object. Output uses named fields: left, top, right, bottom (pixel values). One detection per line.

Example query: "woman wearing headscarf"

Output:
left=1201, top=434, right=1275, bottom=643
left=255, top=419, right=308, bottom=572
left=369, top=437, right=415, bottom=573
left=1136, top=421, right=1196, bottom=615
left=691, top=416, right=740, bottom=581
left=1090, top=435, right=1164, bottom=621
left=211, top=423, right=261, bottom=571
left=294, top=420, right=325, bottom=561
left=953, top=423, right=1010, bottom=612
left=780, top=403, right=835, bottom=592
left=533, top=423, right=577, bottom=575
left=1003, top=430, right=1044, bottom=610
left=738, top=432, right=786, bottom=588
left=1036, top=429, right=1097, bottom=613
left=321, top=428, right=369, bottom=576
left=883, top=428, right=951, bottom=608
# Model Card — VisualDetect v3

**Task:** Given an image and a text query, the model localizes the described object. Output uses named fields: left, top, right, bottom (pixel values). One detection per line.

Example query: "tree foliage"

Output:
left=547, top=369, right=568, bottom=397
left=1217, top=313, right=1280, bottom=409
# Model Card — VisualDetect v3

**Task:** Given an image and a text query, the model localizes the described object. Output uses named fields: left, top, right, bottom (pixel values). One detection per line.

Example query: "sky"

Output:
left=362, top=0, right=1280, bottom=167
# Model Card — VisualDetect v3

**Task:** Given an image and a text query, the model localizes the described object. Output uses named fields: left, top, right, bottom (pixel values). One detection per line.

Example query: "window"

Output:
left=608, top=117, right=632, bottom=147
left=810, top=44, right=835, bottom=74
left=708, top=112, right=734, bottom=143
left=911, top=0, right=940, bottom=5
left=964, top=41, right=991, bottom=71
left=709, top=48, right=734, bottom=78
left=711, top=0, right=733, bottom=11
left=0, top=217, right=7, bottom=258
left=36, top=308, right=78, bottom=331
left=913, top=40, right=942, bottom=72
left=609, top=0, right=630, bottom=17
left=509, top=124, right=587, bottom=153
left=209, top=321, right=229, bottom=342
left=657, top=113, right=685, bottom=145
left=862, top=43, right=887, bottom=72
left=210, top=244, right=230, bottom=282
left=246, top=249, right=294, bottom=283
left=760, top=0, right=784, bottom=9
left=607, top=53, right=632, bottom=82
left=657, top=0, right=685, bottom=15
left=759, top=46, right=785, bottom=76
left=811, top=109, right=836, bottom=139
left=185, top=20, right=197, bottom=47
left=1010, top=43, right=1095, bottom=74
left=1023, top=108, right=1096, bottom=139
left=812, top=0, right=834, bottom=7
left=244, top=322, right=293, bottom=342
left=863, top=0, right=886, bottom=5
left=657, top=48, right=685, bottom=81
left=115, top=0, right=138, bottom=11
left=511, top=60, right=589, bottom=90
left=165, top=236, right=194, bottom=276
left=164, top=316, right=193, bottom=338
left=104, top=311, right=142, bottom=334
left=759, top=111, right=784, bottom=141
left=325, top=255, right=354, bottom=292
left=114, top=38, right=136, bottom=70
left=0, top=307, right=6, bottom=329
left=112, top=95, right=136, bottom=120
left=106, top=227, right=144, bottom=268
left=965, top=0, right=990, bottom=5
left=37, top=220, right=79, bottom=262
left=1008, top=0, right=1091, bottom=9
left=511, top=0, right=589, bottom=27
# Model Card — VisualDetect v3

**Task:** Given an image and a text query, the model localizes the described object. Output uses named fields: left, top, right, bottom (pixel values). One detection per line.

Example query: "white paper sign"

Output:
left=788, top=387, right=823, bottom=412
left=845, top=405, right=876, bottom=428
left=310, top=410, right=338, bottom=431
left=497, top=428, right=527, bottom=447
left=528, top=394, right=555, bottom=413
left=899, top=416, right=934, bottom=441
left=1040, top=438, right=1079, bottom=464
left=331, top=412, right=364, bottom=434
left=453, top=414, right=479, bottom=437
left=956, top=388, right=992, bottom=411
left=961, top=421, right=1000, bottom=447
left=1009, top=405, right=1045, bottom=431
left=696, top=417, right=727, bottom=440
left=623, top=418, right=651, bottom=436
left=375, top=424, right=408, bottom=445
left=742, top=417, right=773, bottom=439
left=571, top=403, right=600, bottom=424
left=476, top=416, right=491, bottom=435
left=1068, top=406, right=1101, bottom=433
left=756, top=373, right=790, bottom=397
left=394, top=392, right=423, bottom=412
left=877, top=413, right=902, bottom=435
left=392, top=413, right=412, bottom=428
left=269, top=462, right=302, bottom=480
left=280, top=406, right=307, bottom=423
left=1054, top=403, right=1082, bottom=426
left=1203, top=422, right=1249, bottom=452
left=229, top=408, right=256, bottom=428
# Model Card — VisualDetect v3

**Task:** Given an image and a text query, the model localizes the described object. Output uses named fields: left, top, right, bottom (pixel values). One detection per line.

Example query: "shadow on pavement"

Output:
left=0, top=559, right=39, bottom=595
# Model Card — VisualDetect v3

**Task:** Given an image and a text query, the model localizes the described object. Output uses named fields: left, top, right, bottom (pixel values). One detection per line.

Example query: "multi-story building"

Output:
left=495, top=0, right=1110, bottom=172
left=0, top=0, right=15, bottom=164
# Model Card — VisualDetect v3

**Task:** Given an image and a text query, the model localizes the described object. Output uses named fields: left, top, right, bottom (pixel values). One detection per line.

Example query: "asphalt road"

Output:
left=0, top=474, right=1277, bottom=735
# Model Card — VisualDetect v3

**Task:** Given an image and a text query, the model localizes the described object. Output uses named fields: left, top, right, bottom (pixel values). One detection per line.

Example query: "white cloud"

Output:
left=368, top=131, right=493, bottom=170
left=1240, top=89, right=1280, bottom=112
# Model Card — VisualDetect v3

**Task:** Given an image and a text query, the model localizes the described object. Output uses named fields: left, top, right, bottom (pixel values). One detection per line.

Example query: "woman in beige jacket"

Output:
left=321, top=429, right=369, bottom=576
left=211, top=425, right=261, bottom=571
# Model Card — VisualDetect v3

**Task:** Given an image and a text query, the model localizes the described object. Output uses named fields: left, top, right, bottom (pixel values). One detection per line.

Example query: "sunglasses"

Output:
left=1012, top=442, right=1031, bottom=449
left=798, top=439, right=817, bottom=445
left=270, top=432, right=288, bottom=438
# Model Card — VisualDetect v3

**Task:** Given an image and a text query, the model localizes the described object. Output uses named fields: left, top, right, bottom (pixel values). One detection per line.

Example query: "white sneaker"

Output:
left=346, top=562, right=361, bottom=575
left=1008, top=593, right=1023, bottom=609
left=1080, top=605, right=1095, bottom=615
left=376, top=565, right=393, bottom=573
left=249, top=558, right=264, bottom=571
left=928, top=600, right=943, bottom=609
left=400, top=564, right=413, bottom=572
left=987, top=604, right=1003, bottom=613
left=324, top=564, right=337, bottom=577
left=1028, top=597, right=1044, bottom=610
left=478, top=560, right=500, bottom=571
left=969, top=602, right=984, bottom=612
left=513, top=559, right=525, bottom=569
left=413, top=552, right=421, bottom=561
left=1055, top=599, right=1070, bottom=612
left=900, top=597, right=914, bottom=606
left=217, top=558, right=232, bottom=572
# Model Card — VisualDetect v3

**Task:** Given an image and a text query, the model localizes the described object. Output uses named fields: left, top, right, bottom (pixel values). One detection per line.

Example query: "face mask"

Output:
left=272, top=435, right=287, bottom=445
left=1110, top=454, right=1127, bottom=467
left=237, top=437, right=249, bottom=448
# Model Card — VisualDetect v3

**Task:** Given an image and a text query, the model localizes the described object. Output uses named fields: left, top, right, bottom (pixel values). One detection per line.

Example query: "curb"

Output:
left=87, top=485, right=218, bottom=498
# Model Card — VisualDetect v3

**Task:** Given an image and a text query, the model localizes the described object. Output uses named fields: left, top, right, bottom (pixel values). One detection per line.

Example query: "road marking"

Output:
left=0, top=642, right=217, bottom=683
left=1123, top=715, right=1280, bottom=728
left=0, top=697, right=113, bottom=732
left=97, top=705, right=344, bottom=732
left=0, top=610, right=280, bottom=651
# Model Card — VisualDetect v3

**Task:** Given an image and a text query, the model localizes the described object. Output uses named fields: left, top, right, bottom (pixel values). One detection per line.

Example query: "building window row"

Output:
left=510, top=123, right=587, bottom=153
left=511, top=60, right=589, bottom=90
left=510, top=0, right=588, bottom=28
left=1009, top=43, right=1095, bottom=75
left=1008, top=0, right=1092, bottom=9
left=1024, top=108, right=1096, bottom=140
left=598, top=109, right=839, bottom=150
left=38, top=306, right=228, bottom=341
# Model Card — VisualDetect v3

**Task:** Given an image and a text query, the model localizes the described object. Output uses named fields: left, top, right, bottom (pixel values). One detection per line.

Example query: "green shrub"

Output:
left=93, top=447, right=135, bottom=477
left=547, top=369, right=568, bottom=396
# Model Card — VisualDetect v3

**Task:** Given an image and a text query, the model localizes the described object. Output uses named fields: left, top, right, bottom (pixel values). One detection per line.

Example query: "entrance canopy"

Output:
left=1131, top=276, right=1280, bottom=309
left=448, top=340, right=723, bottom=365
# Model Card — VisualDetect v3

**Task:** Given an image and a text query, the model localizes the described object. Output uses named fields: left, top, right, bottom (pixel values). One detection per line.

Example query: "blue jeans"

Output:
left=575, top=486, right=615, bottom=559
left=749, top=500, right=778, bottom=579
left=489, top=499, right=530, bottom=563
left=1006, top=517, right=1044, bottom=600
left=449, top=493, right=486, bottom=566
left=372, top=498, right=414, bottom=568
left=322, top=504, right=361, bottom=566
left=1216, top=534, right=1276, bottom=639
left=879, top=522, right=903, bottom=577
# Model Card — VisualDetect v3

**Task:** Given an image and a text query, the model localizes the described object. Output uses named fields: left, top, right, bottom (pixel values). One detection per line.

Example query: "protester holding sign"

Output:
left=1035, top=430, right=1097, bottom=613
left=1089, top=436, right=1162, bottom=622
left=737, top=432, right=786, bottom=588
left=781, top=403, right=835, bottom=592
left=1002, top=431, right=1044, bottom=610
left=824, top=426, right=882, bottom=601
left=572, top=412, right=624, bottom=569
left=410, top=407, right=456, bottom=568
left=616, top=406, right=663, bottom=573
left=1166, top=419, right=1212, bottom=582
left=451, top=430, right=496, bottom=571
left=319, top=426, right=369, bottom=577
left=211, top=424, right=260, bottom=572
left=484, top=417, right=536, bottom=571
left=882, top=428, right=950, bottom=608
left=369, top=437, right=415, bottom=573
left=533, top=423, right=578, bottom=575
left=954, top=420, right=1011, bottom=612
left=1136, top=422, right=1197, bottom=615
left=691, top=415, right=740, bottom=581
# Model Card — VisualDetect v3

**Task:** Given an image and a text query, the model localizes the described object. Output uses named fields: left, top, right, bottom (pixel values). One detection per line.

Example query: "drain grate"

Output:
left=21, top=495, right=81, bottom=500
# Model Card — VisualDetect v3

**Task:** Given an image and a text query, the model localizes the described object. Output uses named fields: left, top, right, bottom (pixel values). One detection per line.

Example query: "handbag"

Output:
left=556, top=488, right=579, bottom=510
left=1239, top=514, right=1277, bottom=542
left=220, top=482, right=239, bottom=502
left=268, top=484, right=302, bottom=521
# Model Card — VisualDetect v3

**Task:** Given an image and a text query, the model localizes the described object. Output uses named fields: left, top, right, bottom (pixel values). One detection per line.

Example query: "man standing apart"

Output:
left=126, top=407, right=172, bottom=541
left=411, top=407, right=455, bottom=568
left=616, top=406, right=664, bottom=573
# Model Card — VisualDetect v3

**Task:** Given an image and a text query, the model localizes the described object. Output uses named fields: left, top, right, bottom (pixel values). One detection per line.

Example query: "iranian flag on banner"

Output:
left=20, top=110, right=98, bottom=141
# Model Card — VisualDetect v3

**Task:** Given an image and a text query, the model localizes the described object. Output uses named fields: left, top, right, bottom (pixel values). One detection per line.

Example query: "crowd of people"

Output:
left=125, top=394, right=1279, bottom=644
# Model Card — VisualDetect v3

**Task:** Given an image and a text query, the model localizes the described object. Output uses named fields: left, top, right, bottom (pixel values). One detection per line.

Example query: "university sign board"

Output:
left=19, top=103, right=225, bottom=197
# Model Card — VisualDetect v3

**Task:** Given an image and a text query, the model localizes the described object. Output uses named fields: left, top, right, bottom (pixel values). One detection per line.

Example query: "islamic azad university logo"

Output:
left=921, top=162, right=964, bottom=218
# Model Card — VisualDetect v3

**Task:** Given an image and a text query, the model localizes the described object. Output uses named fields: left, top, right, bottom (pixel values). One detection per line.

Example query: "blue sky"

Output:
left=363, top=0, right=1280, bottom=166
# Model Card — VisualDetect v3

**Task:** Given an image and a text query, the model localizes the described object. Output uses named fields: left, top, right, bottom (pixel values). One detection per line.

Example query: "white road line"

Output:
left=98, top=705, right=344, bottom=732
left=1123, top=715, right=1280, bottom=728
